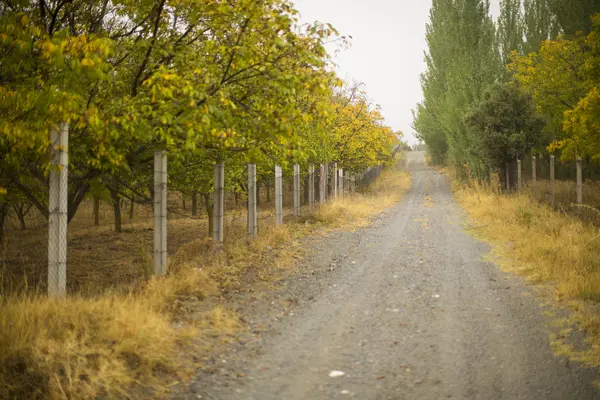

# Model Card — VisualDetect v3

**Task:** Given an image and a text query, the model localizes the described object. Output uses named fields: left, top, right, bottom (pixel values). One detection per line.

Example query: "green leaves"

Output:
left=0, top=0, right=393, bottom=222
left=414, top=0, right=500, bottom=174
left=465, top=82, right=544, bottom=168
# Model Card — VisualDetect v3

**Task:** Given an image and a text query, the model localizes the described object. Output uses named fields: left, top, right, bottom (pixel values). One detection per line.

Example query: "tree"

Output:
left=0, top=0, right=337, bottom=224
left=465, top=82, right=544, bottom=170
left=508, top=28, right=593, bottom=153
left=413, top=0, right=501, bottom=175
left=547, top=0, right=600, bottom=37
left=329, top=83, right=396, bottom=172
left=561, top=16, right=600, bottom=162
left=523, top=0, right=559, bottom=54
left=498, top=0, right=524, bottom=66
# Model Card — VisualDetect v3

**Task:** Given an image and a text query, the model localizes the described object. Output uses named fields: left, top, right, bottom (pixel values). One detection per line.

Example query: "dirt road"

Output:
left=185, top=152, right=598, bottom=399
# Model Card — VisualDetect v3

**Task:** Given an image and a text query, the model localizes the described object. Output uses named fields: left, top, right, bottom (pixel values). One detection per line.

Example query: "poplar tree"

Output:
left=523, top=0, right=559, bottom=54
left=414, top=0, right=500, bottom=175
left=498, top=0, right=524, bottom=65
left=547, top=0, right=600, bottom=36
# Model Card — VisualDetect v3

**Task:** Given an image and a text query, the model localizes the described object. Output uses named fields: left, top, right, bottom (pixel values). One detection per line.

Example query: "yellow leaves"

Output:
left=547, top=140, right=566, bottom=153
left=39, top=40, right=56, bottom=59
left=81, top=58, right=95, bottom=67
left=160, top=72, right=177, bottom=81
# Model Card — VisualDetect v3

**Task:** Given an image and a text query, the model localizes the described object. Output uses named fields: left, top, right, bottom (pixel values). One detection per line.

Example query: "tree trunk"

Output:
left=202, top=192, right=213, bottom=237
left=191, top=193, right=198, bottom=217
left=266, top=184, right=271, bottom=203
left=93, top=196, right=100, bottom=226
left=234, top=191, right=239, bottom=206
left=0, top=202, right=8, bottom=243
left=13, top=203, right=29, bottom=230
left=17, top=209, right=26, bottom=230
left=182, top=196, right=186, bottom=210
left=110, top=188, right=122, bottom=233
left=128, top=198, right=135, bottom=220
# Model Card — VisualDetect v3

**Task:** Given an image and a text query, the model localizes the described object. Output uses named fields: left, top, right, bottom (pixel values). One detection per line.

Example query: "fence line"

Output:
left=491, top=151, right=600, bottom=226
left=17, top=123, right=395, bottom=296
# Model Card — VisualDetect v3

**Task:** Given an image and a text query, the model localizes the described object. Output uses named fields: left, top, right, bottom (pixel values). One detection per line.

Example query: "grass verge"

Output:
left=0, top=167, right=411, bottom=399
left=454, top=175, right=600, bottom=369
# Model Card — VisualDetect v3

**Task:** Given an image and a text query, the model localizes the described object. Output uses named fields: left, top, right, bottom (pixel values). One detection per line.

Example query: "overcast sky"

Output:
left=296, top=1, right=500, bottom=145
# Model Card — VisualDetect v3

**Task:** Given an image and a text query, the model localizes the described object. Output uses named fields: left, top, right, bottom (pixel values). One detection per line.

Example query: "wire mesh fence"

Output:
left=0, top=159, right=391, bottom=298
left=501, top=152, right=600, bottom=226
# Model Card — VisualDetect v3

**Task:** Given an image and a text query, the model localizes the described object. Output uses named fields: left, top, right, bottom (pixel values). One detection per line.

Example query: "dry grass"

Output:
left=529, top=179, right=600, bottom=225
left=0, top=277, right=210, bottom=399
left=454, top=175, right=600, bottom=367
left=0, top=165, right=411, bottom=399
left=313, top=168, right=411, bottom=229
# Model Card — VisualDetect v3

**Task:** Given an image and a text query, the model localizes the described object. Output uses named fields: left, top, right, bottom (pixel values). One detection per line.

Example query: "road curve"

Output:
left=187, top=152, right=598, bottom=400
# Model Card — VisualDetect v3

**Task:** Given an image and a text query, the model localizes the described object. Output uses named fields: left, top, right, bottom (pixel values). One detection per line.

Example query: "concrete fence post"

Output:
left=550, top=155, right=556, bottom=208
left=532, top=155, right=537, bottom=191
left=517, top=159, right=522, bottom=191
left=338, top=168, right=344, bottom=198
left=213, top=161, right=225, bottom=243
left=153, top=151, right=168, bottom=276
left=293, top=164, right=300, bottom=217
left=505, top=163, right=510, bottom=193
left=248, top=163, right=257, bottom=237
left=319, top=164, right=326, bottom=205
left=324, top=163, right=329, bottom=201
left=308, top=164, right=315, bottom=211
left=333, top=163, right=338, bottom=199
left=577, top=157, right=583, bottom=205
left=48, top=122, right=68, bottom=297
left=275, top=165, right=283, bottom=225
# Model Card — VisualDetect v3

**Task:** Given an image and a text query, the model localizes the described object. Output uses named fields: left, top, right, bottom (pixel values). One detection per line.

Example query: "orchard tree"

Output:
left=0, top=0, right=338, bottom=224
left=330, top=83, right=396, bottom=172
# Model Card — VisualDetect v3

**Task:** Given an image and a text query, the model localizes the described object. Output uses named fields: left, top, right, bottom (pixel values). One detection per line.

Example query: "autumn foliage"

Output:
left=0, top=0, right=399, bottom=232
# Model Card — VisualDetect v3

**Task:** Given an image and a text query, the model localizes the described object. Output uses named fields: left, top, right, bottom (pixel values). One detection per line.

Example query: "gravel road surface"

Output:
left=184, top=152, right=598, bottom=400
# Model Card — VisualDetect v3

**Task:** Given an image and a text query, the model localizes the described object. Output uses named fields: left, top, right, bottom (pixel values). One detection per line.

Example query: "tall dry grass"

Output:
left=455, top=175, right=600, bottom=367
left=0, top=166, right=411, bottom=399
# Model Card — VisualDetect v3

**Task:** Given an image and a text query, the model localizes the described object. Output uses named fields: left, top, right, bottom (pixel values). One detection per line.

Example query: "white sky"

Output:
left=296, top=1, right=501, bottom=145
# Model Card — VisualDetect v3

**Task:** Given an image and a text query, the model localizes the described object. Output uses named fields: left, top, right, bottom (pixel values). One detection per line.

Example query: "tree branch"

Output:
left=131, top=0, right=166, bottom=97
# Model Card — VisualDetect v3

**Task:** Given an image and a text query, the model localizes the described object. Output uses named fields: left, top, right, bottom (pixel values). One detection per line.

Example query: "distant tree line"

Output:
left=413, top=0, right=600, bottom=178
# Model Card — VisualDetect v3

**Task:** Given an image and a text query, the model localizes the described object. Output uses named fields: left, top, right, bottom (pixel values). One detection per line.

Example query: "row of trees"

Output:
left=0, top=0, right=400, bottom=236
left=414, top=0, right=600, bottom=180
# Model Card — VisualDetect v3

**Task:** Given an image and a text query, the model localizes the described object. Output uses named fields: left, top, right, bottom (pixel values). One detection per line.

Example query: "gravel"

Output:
left=177, top=152, right=599, bottom=400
